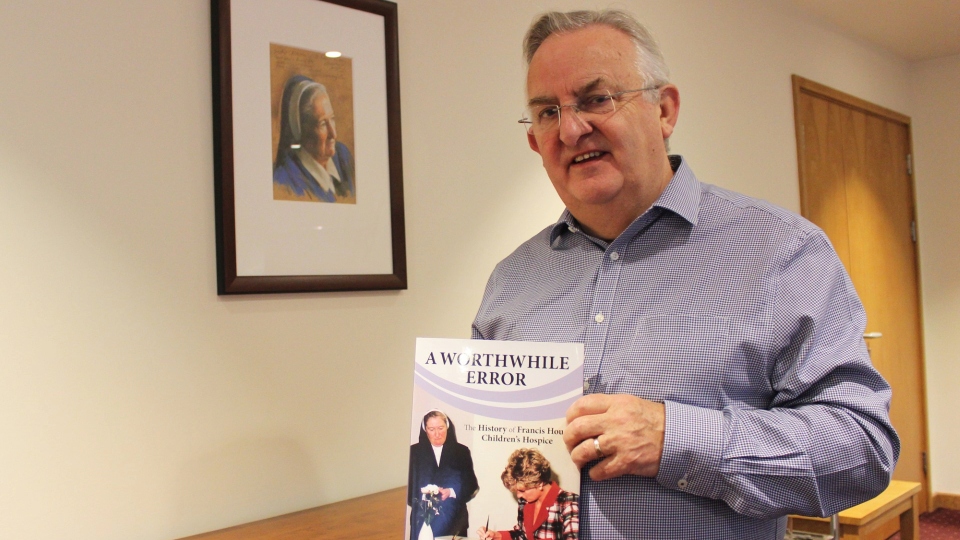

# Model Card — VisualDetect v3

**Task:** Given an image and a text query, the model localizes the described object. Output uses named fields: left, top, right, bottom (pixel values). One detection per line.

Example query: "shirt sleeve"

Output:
left=560, top=495, right=579, bottom=540
left=655, top=229, right=900, bottom=519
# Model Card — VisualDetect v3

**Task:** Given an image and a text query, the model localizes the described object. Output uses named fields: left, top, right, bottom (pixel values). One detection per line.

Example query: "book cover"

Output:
left=406, top=337, right=584, bottom=540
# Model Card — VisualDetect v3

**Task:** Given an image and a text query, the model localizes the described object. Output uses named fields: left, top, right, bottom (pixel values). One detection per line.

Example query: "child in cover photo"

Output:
left=477, top=448, right=579, bottom=540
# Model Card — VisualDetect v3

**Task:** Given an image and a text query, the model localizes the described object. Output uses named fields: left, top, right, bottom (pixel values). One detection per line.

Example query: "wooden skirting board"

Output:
left=934, top=492, right=960, bottom=511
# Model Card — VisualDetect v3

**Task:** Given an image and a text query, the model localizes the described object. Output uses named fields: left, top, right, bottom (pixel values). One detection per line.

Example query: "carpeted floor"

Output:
left=889, top=508, right=960, bottom=540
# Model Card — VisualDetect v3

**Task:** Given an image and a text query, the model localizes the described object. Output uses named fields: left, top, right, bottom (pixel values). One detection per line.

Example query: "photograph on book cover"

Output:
left=407, top=338, right=585, bottom=540
left=212, top=0, right=405, bottom=294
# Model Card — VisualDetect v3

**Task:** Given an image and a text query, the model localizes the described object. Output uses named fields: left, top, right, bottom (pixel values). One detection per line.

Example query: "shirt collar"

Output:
left=294, top=148, right=341, bottom=193
left=549, top=155, right=701, bottom=246
left=656, top=155, right=701, bottom=226
left=522, top=482, right=561, bottom=534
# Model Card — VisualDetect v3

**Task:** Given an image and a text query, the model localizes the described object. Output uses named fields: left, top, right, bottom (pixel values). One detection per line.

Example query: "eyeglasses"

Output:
left=518, top=86, right=661, bottom=135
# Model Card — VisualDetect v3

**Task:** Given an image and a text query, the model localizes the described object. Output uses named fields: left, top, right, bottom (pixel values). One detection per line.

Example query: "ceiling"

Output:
left=786, top=0, right=960, bottom=62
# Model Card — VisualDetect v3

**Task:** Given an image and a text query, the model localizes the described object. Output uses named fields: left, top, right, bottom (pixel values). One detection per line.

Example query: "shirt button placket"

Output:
left=584, top=245, right=624, bottom=392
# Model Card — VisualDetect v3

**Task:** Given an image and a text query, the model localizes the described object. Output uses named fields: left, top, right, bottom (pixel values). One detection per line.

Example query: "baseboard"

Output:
left=933, top=492, right=960, bottom=511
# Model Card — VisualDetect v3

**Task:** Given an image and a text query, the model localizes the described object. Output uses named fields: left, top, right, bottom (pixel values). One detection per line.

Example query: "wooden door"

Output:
left=793, top=75, right=929, bottom=513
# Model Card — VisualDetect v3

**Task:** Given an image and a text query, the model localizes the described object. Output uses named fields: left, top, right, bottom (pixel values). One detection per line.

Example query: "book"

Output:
left=406, top=337, right=584, bottom=540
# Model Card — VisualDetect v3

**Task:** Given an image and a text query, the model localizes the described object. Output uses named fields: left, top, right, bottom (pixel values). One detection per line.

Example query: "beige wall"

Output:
left=910, top=53, right=960, bottom=497
left=0, top=1, right=952, bottom=539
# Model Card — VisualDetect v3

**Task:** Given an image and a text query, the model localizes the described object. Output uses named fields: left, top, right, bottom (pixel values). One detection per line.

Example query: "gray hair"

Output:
left=523, top=9, right=670, bottom=102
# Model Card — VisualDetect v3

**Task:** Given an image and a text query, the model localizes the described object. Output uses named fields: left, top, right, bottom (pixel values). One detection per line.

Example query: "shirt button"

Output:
left=609, top=252, right=620, bottom=261
left=568, top=226, right=579, bottom=233
left=678, top=478, right=688, bottom=489
left=594, top=313, right=605, bottom=323
left=583, top=380, right=590, bottom=392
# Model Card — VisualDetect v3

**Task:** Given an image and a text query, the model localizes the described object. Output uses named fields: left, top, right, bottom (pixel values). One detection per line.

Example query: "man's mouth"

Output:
left=572, top=151, right=604, bottom=164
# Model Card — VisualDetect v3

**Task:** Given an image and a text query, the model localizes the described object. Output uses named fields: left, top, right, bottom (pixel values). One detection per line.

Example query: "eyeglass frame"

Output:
left=518, top=85, right=662, bottom=134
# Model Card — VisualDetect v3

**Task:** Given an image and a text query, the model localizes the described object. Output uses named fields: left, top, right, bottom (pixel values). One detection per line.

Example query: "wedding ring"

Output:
left=593, top=437, right=605, bottom=460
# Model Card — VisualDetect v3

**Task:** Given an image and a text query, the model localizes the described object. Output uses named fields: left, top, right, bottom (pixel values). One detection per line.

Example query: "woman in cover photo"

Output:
left=408, top=410, right=479, bottom=538
left=477, top=448, right=579, bottom=540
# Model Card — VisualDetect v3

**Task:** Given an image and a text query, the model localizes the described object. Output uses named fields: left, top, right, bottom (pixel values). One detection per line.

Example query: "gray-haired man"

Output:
left=473, top=10, right=898, bottom=539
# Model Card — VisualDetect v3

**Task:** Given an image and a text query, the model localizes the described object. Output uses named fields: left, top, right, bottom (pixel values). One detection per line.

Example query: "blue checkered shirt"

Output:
left=472, top=156, right=899, bottom=539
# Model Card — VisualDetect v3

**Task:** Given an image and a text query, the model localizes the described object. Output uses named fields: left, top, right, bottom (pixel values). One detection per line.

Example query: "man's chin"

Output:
left=564, top=178, right=625, bottom=206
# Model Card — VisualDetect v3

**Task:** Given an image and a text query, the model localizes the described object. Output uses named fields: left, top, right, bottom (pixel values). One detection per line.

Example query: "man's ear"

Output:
left=658, top=85, right=680, bottom=140
left=527, top=131, right=541, bottom=154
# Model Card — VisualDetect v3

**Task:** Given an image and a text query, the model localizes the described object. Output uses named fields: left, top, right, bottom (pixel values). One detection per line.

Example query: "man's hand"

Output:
left=438, top=487, right=454, bottom=500
left=563, top=394, right=665, bottom=481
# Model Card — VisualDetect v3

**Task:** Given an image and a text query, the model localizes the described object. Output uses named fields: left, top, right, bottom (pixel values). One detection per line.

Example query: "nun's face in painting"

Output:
left=425, top=417, right=448, bottom=447
left=303, top=93, right=337, bottom=165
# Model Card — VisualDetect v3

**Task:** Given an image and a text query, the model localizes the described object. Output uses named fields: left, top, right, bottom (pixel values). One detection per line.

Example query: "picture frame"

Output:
left=212, top=0, right=406, bottom=294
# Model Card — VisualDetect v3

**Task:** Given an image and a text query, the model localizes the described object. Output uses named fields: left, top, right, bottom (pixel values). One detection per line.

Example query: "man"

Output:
left=472, top=9, right=899, bottom=539
left=408, top=410, right=479, bottom=538
left=273, top=75, right=356, bottom=203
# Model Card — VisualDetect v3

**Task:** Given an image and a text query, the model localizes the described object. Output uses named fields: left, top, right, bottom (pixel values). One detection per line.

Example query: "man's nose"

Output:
left=558, top=109, right=592, bottom=146
left=327, top=122, right=337, bottom=139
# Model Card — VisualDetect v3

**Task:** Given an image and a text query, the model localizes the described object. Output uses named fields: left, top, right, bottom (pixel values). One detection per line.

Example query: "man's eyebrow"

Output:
left=527, top=95, right=557, bottom=107
left=526, top=78, right=607, bottom=107
left=575, top=78, right=605, bottom=96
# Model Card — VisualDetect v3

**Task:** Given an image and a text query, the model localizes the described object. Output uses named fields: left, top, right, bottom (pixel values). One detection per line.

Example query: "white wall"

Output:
left=911, top=54, right=960, bottom=497
left=0, top=1, right=951, bottom=539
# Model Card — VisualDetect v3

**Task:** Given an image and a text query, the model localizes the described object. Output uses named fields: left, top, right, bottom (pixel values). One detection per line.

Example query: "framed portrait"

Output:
left=212, top=0, right=406, bottom=294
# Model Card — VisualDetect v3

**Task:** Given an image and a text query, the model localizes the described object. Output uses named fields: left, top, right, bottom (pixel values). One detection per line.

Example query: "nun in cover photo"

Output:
left=408, top=410, right=479, bottom=538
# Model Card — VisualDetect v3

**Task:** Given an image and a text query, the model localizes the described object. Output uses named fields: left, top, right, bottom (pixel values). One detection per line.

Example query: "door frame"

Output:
left=791, top=74, right=932, bottom=510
